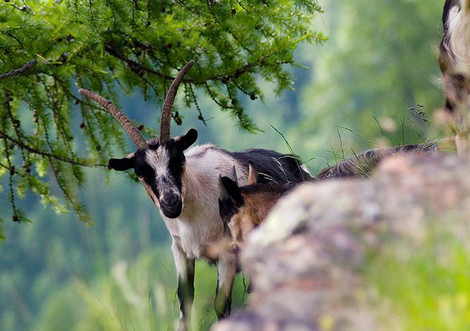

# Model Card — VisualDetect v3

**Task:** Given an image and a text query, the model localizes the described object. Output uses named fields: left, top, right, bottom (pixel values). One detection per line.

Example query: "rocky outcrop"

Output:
left=213, top=153, right=470, bottom=330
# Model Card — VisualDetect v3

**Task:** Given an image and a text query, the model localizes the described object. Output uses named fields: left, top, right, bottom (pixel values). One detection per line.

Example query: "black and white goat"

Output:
left=439, top=0, right=470, bottom=151
left=79, top=61, right=311, bottom=329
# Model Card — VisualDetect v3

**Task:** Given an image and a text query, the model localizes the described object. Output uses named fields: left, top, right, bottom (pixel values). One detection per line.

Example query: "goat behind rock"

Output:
left=218, top=142, right=445, bottom=254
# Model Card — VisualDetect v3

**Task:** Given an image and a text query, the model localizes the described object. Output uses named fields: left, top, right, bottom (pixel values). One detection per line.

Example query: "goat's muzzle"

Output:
left=159, top=193, right=183, bottom=219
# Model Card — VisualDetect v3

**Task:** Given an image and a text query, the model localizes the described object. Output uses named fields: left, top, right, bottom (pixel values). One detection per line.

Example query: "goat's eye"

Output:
left=143, top=172, right=154, bottom=180
left=135, top=165, right=154, bottom=180
left=136, top=173, right=150, bottom=180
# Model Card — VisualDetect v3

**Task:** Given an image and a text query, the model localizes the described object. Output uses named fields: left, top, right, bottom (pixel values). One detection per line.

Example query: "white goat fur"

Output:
left=446, top=0, right=470, bottom=74
left=140, top=143, right=248, bottom=259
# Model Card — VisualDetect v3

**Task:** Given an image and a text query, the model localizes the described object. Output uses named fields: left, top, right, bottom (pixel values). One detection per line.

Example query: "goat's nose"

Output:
left=163, top=193, right=178, bottom=206
left=231, top=244, right=240, bottom=254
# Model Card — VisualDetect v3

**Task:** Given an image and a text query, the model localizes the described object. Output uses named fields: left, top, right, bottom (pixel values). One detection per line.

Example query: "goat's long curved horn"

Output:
left=159, top=60, right=195, bottom=144
left=79, top=88, right=149, bottom=150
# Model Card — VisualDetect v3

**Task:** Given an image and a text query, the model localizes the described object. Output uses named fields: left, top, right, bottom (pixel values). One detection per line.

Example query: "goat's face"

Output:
left=219, top=183, right=283, bottom=249
left=218, top=191, right=245, bottom=254
left=109, top=129, right=198, bottom=219
left=79, top=61, right=196, bottom=219
left=218, top=165, right=285, bottom=253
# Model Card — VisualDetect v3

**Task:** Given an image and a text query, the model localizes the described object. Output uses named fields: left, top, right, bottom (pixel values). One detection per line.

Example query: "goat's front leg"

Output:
left=214, top=252, right=237, bottom=319
left=172, top=241, right=195, bottom=331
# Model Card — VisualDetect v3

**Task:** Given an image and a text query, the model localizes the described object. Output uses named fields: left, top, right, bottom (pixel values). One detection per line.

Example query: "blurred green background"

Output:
left=0, top=1, right=449, bottom=330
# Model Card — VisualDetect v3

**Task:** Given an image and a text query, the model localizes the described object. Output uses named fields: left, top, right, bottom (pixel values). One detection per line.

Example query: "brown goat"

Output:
left=218, top=164, right=294, bottom=253
left=218, top=142, right=446, bottom=253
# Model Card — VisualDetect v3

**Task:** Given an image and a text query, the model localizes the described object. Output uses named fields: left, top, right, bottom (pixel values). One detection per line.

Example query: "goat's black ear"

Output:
left=175, top=128, right=198, bottom=151
left=221, top=176, right=244, bottom=206
left=218, top=197, right=235, bottom=224
left=108, top=156, right=136, bottom=171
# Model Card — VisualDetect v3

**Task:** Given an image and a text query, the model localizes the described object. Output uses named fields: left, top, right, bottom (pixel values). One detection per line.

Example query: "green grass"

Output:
left=365, top=225, right=470, bottom=330
left=36, top=248, right=248, bottom=331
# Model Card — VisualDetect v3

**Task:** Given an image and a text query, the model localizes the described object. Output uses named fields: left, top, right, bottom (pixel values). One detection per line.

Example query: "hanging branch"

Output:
left=0, top=130, right=106, bottom=168
left=0, top=60, right=37, bottom=80
left=0, top=0, right=325, bottom=239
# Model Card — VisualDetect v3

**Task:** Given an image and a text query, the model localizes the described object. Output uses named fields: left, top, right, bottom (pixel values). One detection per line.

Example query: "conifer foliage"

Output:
left=0, top=0, right=325, bottom=240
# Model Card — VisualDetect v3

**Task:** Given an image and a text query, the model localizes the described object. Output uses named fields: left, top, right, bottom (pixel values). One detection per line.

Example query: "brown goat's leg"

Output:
left=214, top=253, right=237, bottom=319
left=173, top=242, right=195, bottom=331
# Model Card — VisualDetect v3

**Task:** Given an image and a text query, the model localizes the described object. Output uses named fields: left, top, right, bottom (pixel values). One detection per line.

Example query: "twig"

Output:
left=187, top=84, right=207, bottom=125
left=0, top=130, right=106, bottom=168
left=0, top=132, right=20, bottom=222
left=0, top=60, right=37, bottom=80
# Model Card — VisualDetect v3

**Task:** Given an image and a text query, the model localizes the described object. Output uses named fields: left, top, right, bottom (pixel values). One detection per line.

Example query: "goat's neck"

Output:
left=180, top=159, right=218, bottom=216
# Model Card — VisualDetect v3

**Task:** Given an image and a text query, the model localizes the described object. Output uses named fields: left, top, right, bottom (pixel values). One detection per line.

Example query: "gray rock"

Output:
left=213, top=153, right=470, bottom=330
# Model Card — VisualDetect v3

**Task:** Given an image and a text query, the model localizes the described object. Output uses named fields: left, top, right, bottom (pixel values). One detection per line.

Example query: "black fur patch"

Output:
left=108, top=156, right=136, bottom=171
left=166, top=140, right=186, bottom=189
left=161, top=129, right=197, bottom=199
left=219, top=176, right=245, bottom=224
left=221, top=177, right=244, bottom=205
left=239, top=181, right=295, bottom=196
left=218, top=196, right=239, bottom=224
left=225, top=149, right=311, bottom=185
left=134, top=149, right=156, bottom=180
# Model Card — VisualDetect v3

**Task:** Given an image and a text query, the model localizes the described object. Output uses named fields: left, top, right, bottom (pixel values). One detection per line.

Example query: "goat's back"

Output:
left=226, top=148, right=312, bottom=184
